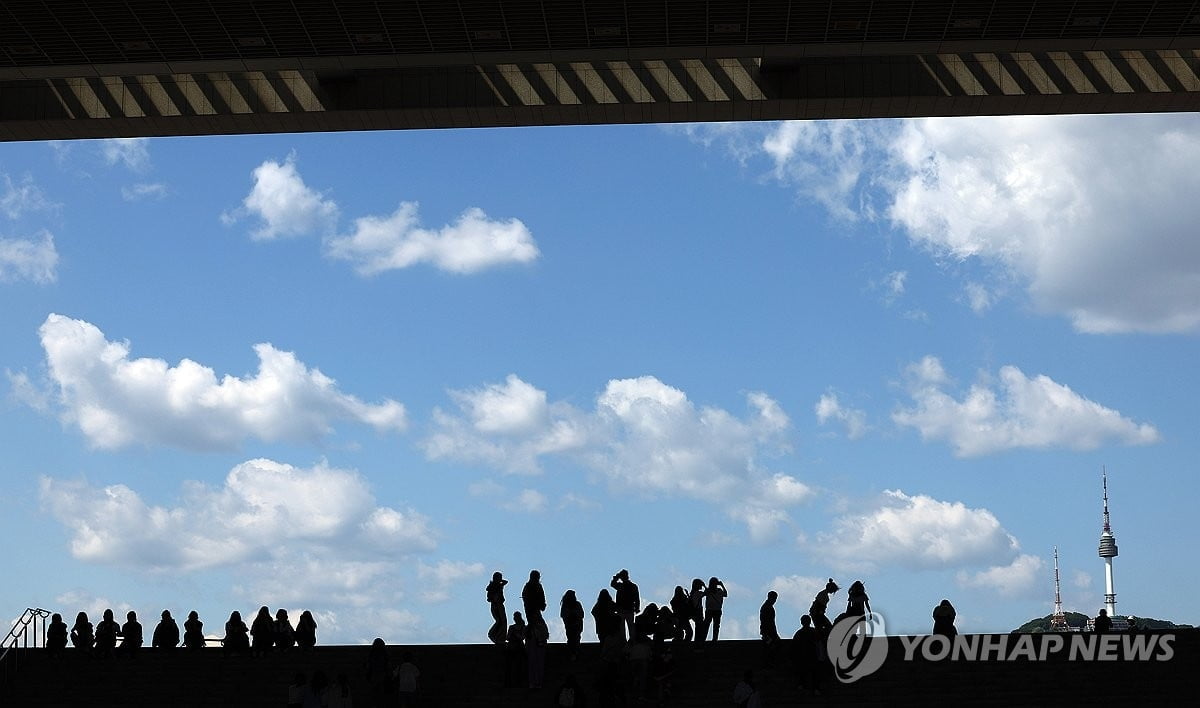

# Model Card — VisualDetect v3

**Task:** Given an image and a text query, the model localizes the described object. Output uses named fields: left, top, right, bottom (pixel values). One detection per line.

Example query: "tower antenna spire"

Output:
left=1098, top=468, right=1119, bottom=617
left=1051, top=546, right=1067, bottom=630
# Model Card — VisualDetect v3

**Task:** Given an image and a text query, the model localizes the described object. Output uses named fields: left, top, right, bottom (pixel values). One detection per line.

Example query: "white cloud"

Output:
left=54, top=590, right=132, bottom=623
left=881, top=270, right=906, bottom=304
left=0, top=231, right=58, bottom=284
left=503, top=488, right=548, bottom=514
left=963, top=282, right=994, bottom=314
left=818, top=489, right=1020, bottom=572
left=815, top=392, right=867, bottom=440
left=41, top=458, right=436, bottom=573
left=427, top=374, right=808, bottom=538
left=416, top=560, right=486, bottom=603
left=6, top=370, right=50, bottom=412
left=231, top=156, right=338, bottom=240
left=35, top=314, right=406, bottom=451
left=101, top=138, right=151, bottom=171
left=326, top=202, right=539, bottom=275
left=120, top=183, right=168, bottom=201
left=1072, top=570, right=1092, bottom=590
left=765, top=575, right=829, bottom=611
left=893, top=355, right=1160, bottom=457
left=2, top=174, right=54, bottom=218
left=957, top=553, right=1045, bottom=597
left=886, top=115, right=1200, bottom=333
left=761, top=120, right=882, bottom=221
left=709, top=116, right=1200, bottom=333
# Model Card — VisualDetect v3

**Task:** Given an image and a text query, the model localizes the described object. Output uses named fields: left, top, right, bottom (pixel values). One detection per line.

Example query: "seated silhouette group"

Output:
left=47, top=606, right=319, bottom=656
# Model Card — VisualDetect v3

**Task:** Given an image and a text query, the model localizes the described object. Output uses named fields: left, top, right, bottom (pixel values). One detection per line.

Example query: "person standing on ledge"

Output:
left=810, top=579, right=839, bottom=636
left=704, top=577, right=728, bottom=642
left=487, top=571, right=509, bottom=644
left=522, top=570, right=547, bottom=635
left=759, top=591, right=780, bottom=667
left=611, top=569, right=641, bottom=642
left=1093, top=608, right=1113, bottom=633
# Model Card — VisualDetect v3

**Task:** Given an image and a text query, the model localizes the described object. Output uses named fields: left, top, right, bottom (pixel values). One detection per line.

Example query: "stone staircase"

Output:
left=3, top=632, right=1195, bottom=706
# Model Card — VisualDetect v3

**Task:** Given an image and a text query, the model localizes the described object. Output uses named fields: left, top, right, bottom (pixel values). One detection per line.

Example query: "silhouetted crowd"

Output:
left=46, top=606, right=319, bottom=659
left=31, top=573, right=974, bottom=706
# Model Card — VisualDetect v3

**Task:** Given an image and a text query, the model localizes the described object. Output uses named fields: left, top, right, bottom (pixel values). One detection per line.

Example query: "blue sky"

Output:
left=2, top=114, right=1197, bottom=644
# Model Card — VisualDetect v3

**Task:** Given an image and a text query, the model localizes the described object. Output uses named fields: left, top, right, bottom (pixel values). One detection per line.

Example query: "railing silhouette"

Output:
left=1, top=608, right=51, bottom=690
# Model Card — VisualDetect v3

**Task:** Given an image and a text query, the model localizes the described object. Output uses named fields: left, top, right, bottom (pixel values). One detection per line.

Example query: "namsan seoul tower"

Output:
left=1098, top=469, right=1119, bottom=617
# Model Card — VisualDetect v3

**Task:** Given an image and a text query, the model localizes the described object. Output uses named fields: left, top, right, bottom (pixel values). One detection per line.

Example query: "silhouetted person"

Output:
left=288, top=671, right=306, bottom=708
left=556, top=674, right=587, bottom=708
left=810, top=579, right=839, bottom=635
left=70, top=611, right=94, bottom=651
left=670, top=586, right=693, bottom=641
left=932, top=599, right=957, bottom=637
left=296, top=610, right=317, bottom=649
left=561, top=589, right=585, bottom=660
left=153, top=610, right=179, bottom=650
left=94, top=609, right=120, bottom=657
left=522, top=570, right=547, bottom=635
left=327, top=672, right=353, bottom=708
left=274, top=608, right=296, bottom=649
left=634, top=603, right=658, bottom=644
left=791, top=615, right=821, bottom=696
left=611, top=569, right=641, bottom=641
left=688, top=578, right=706, bottom=641
left=760, top=591, right=780, bottom=666
left=223, top=611, right=249, bottom=654
left=527, top=615, right=548, bottom=689
left=656, top=605, right=678, bottom=648
left=46, top=613, right=68, bottom=658
left=366, top=638, right=391, bottom=707
left=1094, top=608, right=1113, bottom=633
left=395, top=650, right=420, bottom=706
left=591, top=589, right=619, bottom=642
left=846, top=580, right=871, bottom=617
left=250, top=606, right=274, bottom=655
left=120, top=610, right=143, bottom=658
left=505, top=611, right=527, bottom=688
left=183, top=611, right=204, bottom=649
left=1126, top=617, right=1139, bottom=634
left=487, top=571, right=509, bottom=645
left=703, top=576, right=728, bottom=642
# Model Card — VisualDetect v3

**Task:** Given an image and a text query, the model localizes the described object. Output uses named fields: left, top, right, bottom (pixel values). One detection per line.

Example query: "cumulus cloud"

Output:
left=815, top=392, right=867, bottom=440
left=41, top=459, right=436, bottom=573
left=228, top=156, right=338, bottom=240
left=35, top=314, right=406, bottom=451
left=326, top=203, right=539, bottom=275
left=101, top=138, right=151, bottom=171
left=818, top=489, right=1020, bottom=572
left=427, top=374, right=809, bottom=539
left=0, top=231, right=58, bottom=284
left=708, top=116, right=1200, bottom=333
left=957, top=553, right=1045, bottom=597
left=893, top=355, right=1160, bottom=457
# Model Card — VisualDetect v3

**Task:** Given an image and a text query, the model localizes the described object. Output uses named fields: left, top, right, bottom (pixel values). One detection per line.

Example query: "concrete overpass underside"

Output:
left=3, top=1, right=1200, bottom=142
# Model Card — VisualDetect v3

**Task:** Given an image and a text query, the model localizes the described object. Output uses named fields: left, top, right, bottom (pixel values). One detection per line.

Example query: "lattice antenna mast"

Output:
left=1051, top=546, right=1068, bottom=630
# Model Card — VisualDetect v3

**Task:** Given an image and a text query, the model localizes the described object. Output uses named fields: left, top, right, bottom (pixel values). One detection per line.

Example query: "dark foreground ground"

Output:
left=3, top=631, right=1196, bottom=706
